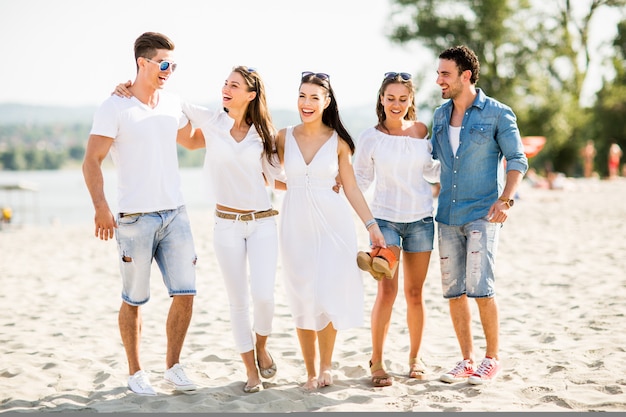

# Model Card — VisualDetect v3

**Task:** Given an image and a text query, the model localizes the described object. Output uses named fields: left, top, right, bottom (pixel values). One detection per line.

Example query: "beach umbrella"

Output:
left=522, top=136, right=546, bottom=158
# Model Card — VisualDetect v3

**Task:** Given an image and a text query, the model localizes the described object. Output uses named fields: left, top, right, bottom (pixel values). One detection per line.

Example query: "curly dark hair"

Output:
left=439, top=45, right=480, bottom=85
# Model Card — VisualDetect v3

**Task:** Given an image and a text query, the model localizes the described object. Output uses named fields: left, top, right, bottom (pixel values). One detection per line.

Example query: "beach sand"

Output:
left=1, top=177, right=625, bottom=413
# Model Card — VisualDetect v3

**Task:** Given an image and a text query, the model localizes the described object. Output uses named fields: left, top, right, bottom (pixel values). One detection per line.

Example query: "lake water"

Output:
left=0, top=168, right=212, bottom=226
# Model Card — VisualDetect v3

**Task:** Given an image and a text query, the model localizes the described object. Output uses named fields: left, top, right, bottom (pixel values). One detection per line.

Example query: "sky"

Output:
left=0, top=0, right=620, bottom=112
left=0, top=0, right=433, bottom=112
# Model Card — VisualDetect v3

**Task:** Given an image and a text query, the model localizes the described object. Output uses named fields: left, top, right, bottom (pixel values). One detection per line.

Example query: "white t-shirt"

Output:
left=89, top=91, right=188, bottom=213
left=182, top=102, right=280, bottom=211
left=353, top=126, right=440, bottom=223
left=449, top=125, right=461, bottom=156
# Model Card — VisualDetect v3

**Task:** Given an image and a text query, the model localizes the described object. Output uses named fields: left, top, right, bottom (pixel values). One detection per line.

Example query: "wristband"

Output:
left=365, top=218, right=377, bottom=230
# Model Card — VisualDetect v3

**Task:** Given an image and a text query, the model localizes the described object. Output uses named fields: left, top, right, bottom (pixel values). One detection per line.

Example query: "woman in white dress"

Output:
left=353, top=72, right=440, bottom=387
left=275, top=71, right=386, bottom=390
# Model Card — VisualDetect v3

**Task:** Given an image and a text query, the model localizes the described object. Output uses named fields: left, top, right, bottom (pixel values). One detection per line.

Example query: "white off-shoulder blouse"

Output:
left=353, top=126, right=440, bottom=223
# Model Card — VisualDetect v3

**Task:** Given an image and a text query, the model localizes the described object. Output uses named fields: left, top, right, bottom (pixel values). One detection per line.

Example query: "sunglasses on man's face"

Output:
left=384, top=72, right=411, bottom=80
left=302, top=71, right=330, bottom=81
left=145, top=58, right=177, bottom=72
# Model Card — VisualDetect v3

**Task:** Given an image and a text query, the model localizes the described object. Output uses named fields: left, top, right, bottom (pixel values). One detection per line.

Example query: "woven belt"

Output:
left=215, top=209, right=279, bottom=221
left=120, top=212, right=142, bottom=218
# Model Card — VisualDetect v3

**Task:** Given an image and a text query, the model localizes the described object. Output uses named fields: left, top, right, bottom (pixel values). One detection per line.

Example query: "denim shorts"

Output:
left=116, top=206, right=197, bottom=306
left=376, top=217, right=435, bottom=253
left=437, top=218, right=501, bottom=299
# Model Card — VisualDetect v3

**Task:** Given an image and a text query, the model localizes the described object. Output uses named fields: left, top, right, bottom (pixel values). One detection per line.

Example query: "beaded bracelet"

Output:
left=365, top=218, right=377, bottom=230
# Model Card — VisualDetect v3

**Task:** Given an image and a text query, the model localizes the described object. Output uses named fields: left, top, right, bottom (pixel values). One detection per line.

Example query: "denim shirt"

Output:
left=431, top=89, right=528, bottom=226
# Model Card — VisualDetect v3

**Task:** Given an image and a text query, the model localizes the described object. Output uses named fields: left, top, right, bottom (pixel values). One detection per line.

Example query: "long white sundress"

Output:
left=279, top=126, right=364, bottom=331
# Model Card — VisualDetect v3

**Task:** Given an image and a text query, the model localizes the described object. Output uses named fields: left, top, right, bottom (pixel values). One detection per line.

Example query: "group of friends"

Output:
left=82, top=31, right=529, bottom=396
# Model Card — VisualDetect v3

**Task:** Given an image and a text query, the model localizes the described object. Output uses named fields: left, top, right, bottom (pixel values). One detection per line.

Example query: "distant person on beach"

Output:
left=352, top=71, right=440, bottom=387
left=274, top=71, right=386, bottom=390
left=608, top=142, right=622, bottom=179
left=82, top=32, right=197, bottom=396
left=580, top=140, right=597, bottom=178
left=431, top=45, right=528, bottom=385
left=524, top=168, right=549, bottom=189
left=113, top=66, right=283, bottom=394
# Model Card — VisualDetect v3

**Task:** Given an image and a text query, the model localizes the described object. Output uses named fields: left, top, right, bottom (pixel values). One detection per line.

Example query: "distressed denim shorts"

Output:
left=116, top=206, right=197, bottom=306
left=376, top=217, right=435, bottom=253
left=437, top=218, right=501, bottom=299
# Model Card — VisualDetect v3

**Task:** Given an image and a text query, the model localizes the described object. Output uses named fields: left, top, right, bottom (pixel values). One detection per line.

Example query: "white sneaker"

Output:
left=128, top=370, right=157, bottom=396
left=164, top=363, right=197, bottom=391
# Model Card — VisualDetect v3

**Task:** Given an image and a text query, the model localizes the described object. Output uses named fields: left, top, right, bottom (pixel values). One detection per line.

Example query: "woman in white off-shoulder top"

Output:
left=353, top=72, right=440, bottom=388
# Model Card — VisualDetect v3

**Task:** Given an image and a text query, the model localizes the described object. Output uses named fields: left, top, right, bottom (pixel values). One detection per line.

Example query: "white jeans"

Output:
left=213, top=215, right=278, bottom=353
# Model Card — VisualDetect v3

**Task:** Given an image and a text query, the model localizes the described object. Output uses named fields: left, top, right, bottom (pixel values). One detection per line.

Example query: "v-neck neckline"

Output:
left=293, top=129, right=334, bottom=166
left=230, top=126, right=253, bottom=144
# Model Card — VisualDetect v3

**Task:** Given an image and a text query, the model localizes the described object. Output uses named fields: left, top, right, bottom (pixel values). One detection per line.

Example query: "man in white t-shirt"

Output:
left=82, top=32, right=197, bottom=396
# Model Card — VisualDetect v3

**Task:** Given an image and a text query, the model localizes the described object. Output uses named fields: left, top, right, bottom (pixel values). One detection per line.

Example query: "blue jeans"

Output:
left=376, top=217, right=434, bottom=253
left=116, top=206, right=197, bottom=305
left=437, top=218, right=501, bottom=299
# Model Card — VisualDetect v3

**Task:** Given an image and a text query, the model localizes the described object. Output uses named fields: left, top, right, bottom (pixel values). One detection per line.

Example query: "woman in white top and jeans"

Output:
left=178, top=66, right=283, bottom=394
left=353, top=72, right=440, bottom=387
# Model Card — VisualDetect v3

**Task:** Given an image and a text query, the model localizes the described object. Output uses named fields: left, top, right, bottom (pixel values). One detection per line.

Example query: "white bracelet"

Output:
left=365, top=219, right=377, bottom=230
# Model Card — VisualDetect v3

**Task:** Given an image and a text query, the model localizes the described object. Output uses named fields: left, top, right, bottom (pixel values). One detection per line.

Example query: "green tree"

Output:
left=390, top=0, right=525, bottom=101
left=68, top=144, right=85, bottom=160
left=388, top=0, right=626, bottom=175
left=0, top=147, right=27, bottom=170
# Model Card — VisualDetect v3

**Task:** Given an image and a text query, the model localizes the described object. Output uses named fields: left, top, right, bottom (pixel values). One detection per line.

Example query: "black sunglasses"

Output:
left=384, top=72, right=411, bottom=80
left=302, top=71, right=330, bottom=81
left=145, top=58, right=177, bottom=72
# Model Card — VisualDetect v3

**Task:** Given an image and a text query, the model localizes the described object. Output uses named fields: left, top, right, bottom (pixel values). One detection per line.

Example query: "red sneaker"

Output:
left=468, top=357, right=501, bottom=385
left=440, top=359, right=475, bottom=383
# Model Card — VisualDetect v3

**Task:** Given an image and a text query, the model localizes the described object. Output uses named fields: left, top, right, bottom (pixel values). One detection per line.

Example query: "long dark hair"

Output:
left=375, top=74, right=417, bottom=134
left=232, top=66, right=277, bottom=165
left=300, top=73, right=355, bottom=154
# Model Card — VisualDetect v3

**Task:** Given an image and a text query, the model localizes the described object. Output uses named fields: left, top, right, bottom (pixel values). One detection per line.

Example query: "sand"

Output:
left=1, top=177, right=625, bottom=413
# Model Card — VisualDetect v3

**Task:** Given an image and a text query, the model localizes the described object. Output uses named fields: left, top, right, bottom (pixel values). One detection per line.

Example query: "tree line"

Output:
left=2, top=1, right=624, bottom=177
left=0, top=123, right=204, bottom=170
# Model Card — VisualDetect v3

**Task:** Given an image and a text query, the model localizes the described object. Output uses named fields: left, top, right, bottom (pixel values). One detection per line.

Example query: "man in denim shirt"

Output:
left=431, top=45, right=528, bottom=385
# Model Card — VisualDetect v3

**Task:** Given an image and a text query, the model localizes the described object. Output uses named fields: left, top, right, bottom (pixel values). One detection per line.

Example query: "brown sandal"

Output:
left=369, top=360, right=393, bottom=387
left=371, top=247, right=398, bottom=279
left=408, top=357, right=427, bottom=379
left=357, top=248, right=386, bottom=281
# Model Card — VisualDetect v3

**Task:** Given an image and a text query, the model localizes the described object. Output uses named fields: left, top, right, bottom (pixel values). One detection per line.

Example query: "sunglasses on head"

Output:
left=384, top=72, right=411, bottom=80
left=302, top=71, right=330, bottom=81
left=240, top=67, right=260, bottom=91
left=145, top=58, right=177, bottom=72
